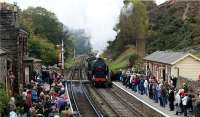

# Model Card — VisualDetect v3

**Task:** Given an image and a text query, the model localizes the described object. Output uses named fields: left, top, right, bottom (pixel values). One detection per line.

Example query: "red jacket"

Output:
left=26, top=92, right=32, bottom=107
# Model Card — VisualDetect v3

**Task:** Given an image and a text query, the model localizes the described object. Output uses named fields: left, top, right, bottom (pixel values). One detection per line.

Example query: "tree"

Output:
left=29, top=36, right=57, bottom=65
left=106, top=0, right=149, bottom=59
left=20, top=7, right=74, bottom=65
left=20, top=7, right=63, bottom=44
left=120, top=0, right=148, bottom=58
left=129, top=54, right=139, bottom=67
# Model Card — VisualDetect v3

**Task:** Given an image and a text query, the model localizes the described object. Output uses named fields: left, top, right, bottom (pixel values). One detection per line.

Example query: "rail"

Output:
left=68, top=68, right=81, bottom=117
left=80, top=69, right=104, bottom=117
left=64, top=71, right=73, bottom=112
left=67, top=67, right=103, bottom=117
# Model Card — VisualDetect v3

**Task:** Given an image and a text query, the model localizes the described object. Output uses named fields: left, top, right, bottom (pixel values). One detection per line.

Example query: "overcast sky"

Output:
left=6, top=0, right=166, bottom=52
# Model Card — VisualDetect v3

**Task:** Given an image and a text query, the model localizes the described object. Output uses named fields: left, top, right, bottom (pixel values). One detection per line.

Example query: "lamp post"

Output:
left=61, top=40, right=64, bottom=70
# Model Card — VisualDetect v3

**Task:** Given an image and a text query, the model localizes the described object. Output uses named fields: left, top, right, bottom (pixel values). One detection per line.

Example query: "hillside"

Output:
left=147, top=0, right=200, bottom=53
left=150, top=0, right=200, bottom=20
left=107, top=47, right=136, bottom=71
left=103, top=0, right=200, bottom=71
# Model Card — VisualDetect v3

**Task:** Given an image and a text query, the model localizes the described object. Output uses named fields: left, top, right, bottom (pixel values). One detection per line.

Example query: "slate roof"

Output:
left=144, top=51, right=188, bottom=65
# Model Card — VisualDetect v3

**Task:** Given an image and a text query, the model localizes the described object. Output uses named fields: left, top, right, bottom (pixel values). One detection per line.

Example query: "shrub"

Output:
left=0, top=83, right=9, bottom=114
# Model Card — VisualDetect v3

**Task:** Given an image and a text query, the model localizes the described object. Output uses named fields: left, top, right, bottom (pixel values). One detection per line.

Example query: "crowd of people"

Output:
left=118, top=69, right=193, bottom=117
left=8, top=68, right=72, bottom=117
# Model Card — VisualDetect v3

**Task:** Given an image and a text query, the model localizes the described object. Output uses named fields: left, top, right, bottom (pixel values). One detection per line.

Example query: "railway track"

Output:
left=97, top=88, right=143, bottom=117
left=67, top=66, right=144, bottom=117
left=111, top=85, right=145, bottom=117
left=80, top=70, right=143, bottom=117
left=67, top=68, right=103, bottom=117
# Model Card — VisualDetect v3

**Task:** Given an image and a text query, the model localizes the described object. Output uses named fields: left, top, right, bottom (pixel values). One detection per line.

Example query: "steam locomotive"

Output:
left=87, top=56, right=111, bottom=87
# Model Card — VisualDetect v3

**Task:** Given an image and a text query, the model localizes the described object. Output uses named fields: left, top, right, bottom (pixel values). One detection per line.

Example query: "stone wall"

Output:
left=0, top=10, right=18, bottom=60
left=177, top=77, right=200, bottom=97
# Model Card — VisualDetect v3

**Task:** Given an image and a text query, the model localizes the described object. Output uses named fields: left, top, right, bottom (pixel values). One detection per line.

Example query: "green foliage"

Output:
left=15, top=95, right=24, bottom=107
left=65, top=57, right=75, bottom=68
left=15, top=95, right=24, bottom=114
left=108, top=48, right=136, bottom=70
left=20, top=7, right=74, bottom=65
left=146, top=15, right=195, bottom=53
left=129, top=0, right=149, bottom=37
left=0, top=83, right=9, bottom=113
left=29, top=36, right=57, bottom=65
left=20, top=7, right=91, bottom=65
left=129, top=54, right=139, bottom=66
left=20, top=7, right=63, bottom=44
left=16, top=106, right=24, bottom=114
left=146, top=4, right=200, bottom=53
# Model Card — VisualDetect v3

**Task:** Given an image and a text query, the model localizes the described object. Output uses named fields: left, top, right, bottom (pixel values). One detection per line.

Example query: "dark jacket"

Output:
left=168, top=90, right=175, bottom=102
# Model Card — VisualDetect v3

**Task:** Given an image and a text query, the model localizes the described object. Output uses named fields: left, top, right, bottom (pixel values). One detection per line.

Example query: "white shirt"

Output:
left=144, top=80, right=148, bottom=88
left=22, top=91, right=27, bottom=101
left=182, top=96, right=188, bottom=106
left=9, top=111, right=17, bottom=117
left=130, top=75, right=134, bottom=83
left=175, top=94, right=181, bottom=105
left=44, top=83, right=50, bottom=91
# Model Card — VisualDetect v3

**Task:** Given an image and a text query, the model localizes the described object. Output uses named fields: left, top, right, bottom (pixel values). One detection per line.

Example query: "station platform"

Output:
left=113, top=82, right=183, bottom=117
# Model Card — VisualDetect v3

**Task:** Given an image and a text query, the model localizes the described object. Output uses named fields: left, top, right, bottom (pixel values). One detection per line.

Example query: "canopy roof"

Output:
left=144, top=51, right=200, bottom=65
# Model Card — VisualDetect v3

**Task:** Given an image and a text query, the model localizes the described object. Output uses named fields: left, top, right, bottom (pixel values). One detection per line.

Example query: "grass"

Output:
left=192, top=51, right=200, bottom=58
left=108, top=47, right=136, bottom=71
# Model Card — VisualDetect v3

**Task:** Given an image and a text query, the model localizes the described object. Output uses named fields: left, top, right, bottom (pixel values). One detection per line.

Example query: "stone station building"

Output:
left=0, top=2, right=28, bottom=94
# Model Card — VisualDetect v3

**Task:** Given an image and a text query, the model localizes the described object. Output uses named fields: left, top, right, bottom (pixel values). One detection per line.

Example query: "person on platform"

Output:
left=132, top=76, right=137, bottom=92
left=154, top=83, right=159, bottom=103
left=157, top=84, right=162, bottom=106
left=161, top=85, right=167, bottom=107
left=168, top=89, right=175, bottom=111
left=144, top=78, right=148, bottom=96
left=9, top=110, right=18, bottom=117
left=175, top=90, right=181, bottom=115
left=187, top=94, right=193, bottom=117
left=8, top=97, right=16, bottom=113
left=149, top=81, right=153, bottom=99
left=32, top=87, right=38, bottom=103
left=182, top=93, right=188, bottom=116
left=139, top=77, right=145, bottom=95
